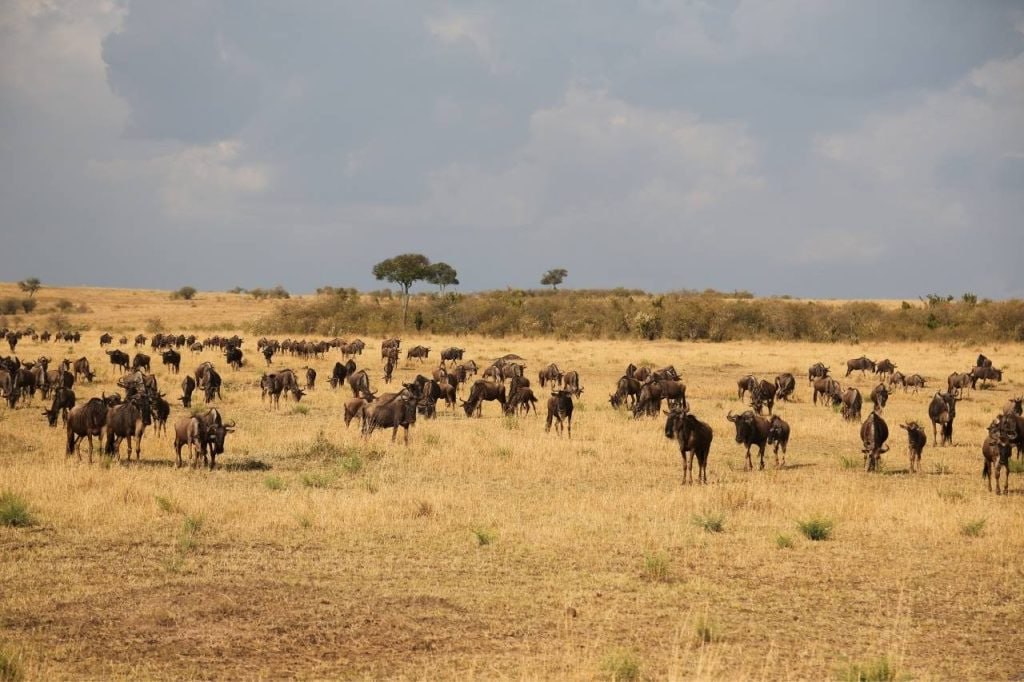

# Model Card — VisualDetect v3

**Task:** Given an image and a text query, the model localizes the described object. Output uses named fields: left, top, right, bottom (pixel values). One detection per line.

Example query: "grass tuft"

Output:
left=838, top=655, right=903, bottom=681
left=224, top=458, right=271, bottom=471
left=473, top=527, right=496, bottom=546
left=641, top=552, right=670, bottom=582
left=289, top=405, right=310, bottom=416
left=301, top=472, right=333, bottom=489
left=263, top=475, right=286, bottom=491
left=694, top=612, right=720, bottom=645
left=154, top=495, right=179, bottom=514
left=937, top=489, right=967, bottom=504
left=776, top=533, right=794, bottom=549
left=339, top=453, right=364, bottom=474
left=929, top=463, right=952, bottom=475
left=692, top=510, right=726, bottom=533
left=0, top=492, right=34, bottom=528
left=602, top=649, right=641, bottom=682
left=838, top=455, right=861, bottom=470
left=1010, top=459, right=1024, bottom=475
left=0, top=642, right=25, bottom=682
left=797, top=516, right=834, bottom=541
left=416, top=500, right=434, bottom=518
left=960, top=518, right=986, bottom=538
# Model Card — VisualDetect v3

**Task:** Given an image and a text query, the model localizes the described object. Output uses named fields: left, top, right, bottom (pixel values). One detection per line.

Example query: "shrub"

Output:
left=19, top=299, right=36, bottom=314
left=171, top=286, right=197, bottom=301
left=797, top=516, right=834, bottom=541
left=340, top=453, right=363, bottom=474
left=641, top=552, right=670, bottom=582
left=692, top=511, right=726, bottom=533
left=54, top=298, right=75, bottom=312
left=0, top=491, right=34, bottom=528
left=602, top=649, right=641, bottom=681
left=0, top=299, right=19, bottom=315
left=263, top=476, right=286, bottom=491
left=415, top=500, right=434, bottom=517
left=960, top=518, right=986, bottom=538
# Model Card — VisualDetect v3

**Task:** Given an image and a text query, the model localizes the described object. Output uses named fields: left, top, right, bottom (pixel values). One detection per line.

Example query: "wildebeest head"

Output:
left=726, top=410, right=758, bottom=443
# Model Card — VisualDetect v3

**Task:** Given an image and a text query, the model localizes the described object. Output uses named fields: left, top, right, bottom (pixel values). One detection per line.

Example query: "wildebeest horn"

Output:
left=226, top=420, right=237, bottom=427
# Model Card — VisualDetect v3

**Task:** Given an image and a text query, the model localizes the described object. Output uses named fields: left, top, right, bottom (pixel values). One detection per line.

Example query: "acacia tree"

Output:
left=425, top=262, right=459, bottom=294
left=17, top=277, right=41, bottom=298
left=372, top=253, right=432, bottom=326
left=540, top=268, right=568, bottom=291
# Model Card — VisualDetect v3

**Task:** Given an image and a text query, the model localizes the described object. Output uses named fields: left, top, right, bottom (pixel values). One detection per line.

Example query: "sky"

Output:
left=1, top=1, right=1022, bottom=298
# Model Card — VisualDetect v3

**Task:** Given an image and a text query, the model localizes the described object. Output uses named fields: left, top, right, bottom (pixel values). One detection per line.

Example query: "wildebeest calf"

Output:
left=545, top=390, right=574, bottom=437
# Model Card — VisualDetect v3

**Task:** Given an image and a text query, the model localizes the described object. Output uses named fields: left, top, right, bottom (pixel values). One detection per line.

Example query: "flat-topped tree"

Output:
left=426, top=262, right=459, bottom=295
left=372, top=253, right=432, bottom=327
left=17, top=277, right=41, bottom=297
left=541, top=268, right=568, bottom=291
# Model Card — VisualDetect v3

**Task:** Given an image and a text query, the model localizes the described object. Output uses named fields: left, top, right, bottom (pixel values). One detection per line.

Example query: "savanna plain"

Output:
left=1, top=284, right=1023, bottom=680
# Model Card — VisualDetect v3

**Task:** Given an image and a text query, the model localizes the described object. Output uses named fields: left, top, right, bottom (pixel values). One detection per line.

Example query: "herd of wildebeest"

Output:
left=0, top=326, right=1021, bottom=494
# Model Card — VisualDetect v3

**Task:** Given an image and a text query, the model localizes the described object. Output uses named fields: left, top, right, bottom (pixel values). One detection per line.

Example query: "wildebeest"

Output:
left=562, top=370, right=583, bottom=397
left=839, top=387, right=862, bottom=421
left=845, top=356, right=875, bottom=377
left=737, top=375, right=757, bottom=401
left=538, top=363, right=563, bottom=388
left=65, top=397, right=110, bottom=462
left=131, top=352, right=151, bottom=373
left=750, top=379, right=775, bottom=416
left=99, top=333, right=113, bottom=347
left=983, top=416, right=1015, bottom=494
left=888, top=370, right=906, bottom=391
left=134, top=334, right=147, bottom=347
left=462, top=379, right=507, bottom=417
left=969, top=365, right=1002, bottom=389
left=261, top=371, right=304, bottom=408
left=633, top=367, right=652, bottom=383
left=413, top=376, right=441, bottom=418
left=928, top=392, right=957, bottom=446
left=664, top=408, right=713, bottom=484
left=304, top=367, right=317, bottom=391
left=161, top=348, right=181, bottom=374
left=545, top=390, right=574, bottom=437
left=431, top=365, right=449, bottom=383
left=726, top=411, right=770, bottom=471
left=262, top=346, right=275, bottom=365
left=363, top=391, right=417, bottom=444
left=106, top=349, right=130, bottom=373
left=633, top=379, right=687, bottom=418
left=104, top=394, right=150, bottom=460
left=73, top=357, right=95, bottom=383
left=505, top=387, right=539, bottom=416
left=173, top=412, right=234, bottom=469
left=947, top=372, right=972, bottom=399
left=406, top=345, right=431, bottom=362
left=348, top=369, right=371, bottom=398
left=904, top=374, right=926, bottom=394
left=383, top=356, right=396, bottom=385
left=202, top=367, right=222, bottom=403
left=807, top=362, right=829, bottom=383
left=330, top=360, right=356, bottom=389
left=342, top=339, right=365, bottom=357
left=874, top=359, right=896, bottom=379
left=42, top=387, right=76, bottom=427
left=812, top=377, right=841, bottom=406
left=900, top=422, right=927, bottom=473
left=225, top=346, right=244, bottom=370
left=343, top=395, right=375, bottom=428
left=977, top=353, right=993, bottom=368
left=869, top=383, right=889, bottom=410
left=180, top=376, right=196, bottom=408
left=440, top=347, right=465, bottom=363
left=1003, top=397, right=1023, bottom=416
left=651, top=365, right=680, bottom=382
left=766, top=415, right=791, bottom=467
left=609, top=375, right=641, bottom=409
left=774, top=373, right=796, bottom=402
left=860, top=409, right=889, bottom=472
left=439, top=381, right=457, bottom=411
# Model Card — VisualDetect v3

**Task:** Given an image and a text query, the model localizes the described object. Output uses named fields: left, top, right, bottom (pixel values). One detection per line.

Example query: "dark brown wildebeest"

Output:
left=407, top=345, right=431, bottom=362
left=977, top=353, right=993, bottom=368
left=381, top=338, right=401, bottom=361
left=508, top=387, right=539, bottom=416
left=342, top=339, right=365, bottom=357
left=633, top=381, right=664, bottom=418
left=726, top=410, right=770, bottom=471
left=750, top=379, right=775, bottom=416
left=538, top=363, right=563, bottom=388
left=201, top=366, right=222, bottom=403
left=330, top=360, right=356, bottom=389
left=764, top=415, right=790, bottom=467
left=860, top=409, right=889, bottom=472
left=807, top=362, right=829, bottom=383
left=106, top=349, right=130, bottom=373
left=65, top=397, right=110, bottom=462
left=132, top=352, right=151, bottom=373
left=982, top=415, right=1015, bottom=494
left=737, top=374, right=757, bottom=401
left=545, top=390, right=574, bottom=437
left=304, top=367, right=317, bottom=391
left=439, top=381, right=457, bottom=411
left=563, top=370, right=583, bottom=397
left=104, top=394, right=150, bottom=461
left=845, top=356, right=875, bottom=377
left=904, top=373, right=926, bottom=394
left=151, top=394, right=170, bottom=435
left=664, top=408, right=713, bottom=484
left=161, top=348, right=181, bottom=374
left=440, top=347, right=464, bottom=363
left=969, top=365, right=1002, bottom=389
left=261, top=372, right=304, bottom=408
left=383, top=356, right=396, bottom=385
left=6, top=332, right=18, bottom=353
left=869, top=383, right=889, bottom=410
left=609, top=375, right=641, bottom=409
left=462, top=379, right=507, bottom=417
left=134, top=334, right=147, bottom=347
left=195, top=362, right=216, bottom=388
left=928, top=392, right=957, bottom=446
left=0, top=369, right=16, bottom=408
left=73, top=357, right=95, bottom=383
left=99, top=333, right=113, bottom=347
left=225, top=346, right=244, bottom=370
left=1003, top=397, right=1023, bottom=416
left=900, top=422, right=927, bottom=473
left=42, top=387, right=76, bottom=427
left=839, top=387, right=862, bottom=421
left=413, top=376, right=441, bottom=419
left=888, top=370, right=906, bottom=391
left=13, top=366, right=36, bottom=405
left=625, top=363, right=637, bottom=379
left=633, top=366, right=651, bottom=383
left=947, top=371, right=972, bottom=399
left=262, top=345, right=275, bottom=365
left=173, top=413, right=233, bottom=469
left=348, top=369, right=371, bottom=398
left=651, top=365, right=680, bottom=382
left=812, top=377, right=841, bottom=406
left=509, top=375, right=531, bottom=396
left=774, top=373, right=796, bottom=402
left=874, top=359, right=896, bottom=379
left=180, top=376, right=196, bottom=408
left=190, top=342, right=204, bottom=354
left=363, top=391, right=418, bottom=445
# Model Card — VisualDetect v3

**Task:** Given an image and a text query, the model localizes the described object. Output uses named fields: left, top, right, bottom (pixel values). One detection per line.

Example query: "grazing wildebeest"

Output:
left=406, top=345, right=431, bottom=362
left=904, top=374, right=926, bottom=394
left=363, top=391, right=417, bottom=444
left=888, top=370, right=906, bottom=391
left=330, top=360, right=356, bottom=389
left=462, top=379, right=508, bottom=417
left=609, top=375, right=641, bottom=409
left=766, top=415, right=791, bottom=467
left=440, top=347, right=464, bottom=363
left=664, top=408, right=713, bottom=484
left=414, top=376, right=442, bottom=419
left=106, top=349, right=130, bottom=373
left=977, top=353, right=993, bottom=368
left=860, top=409, right=889, bottom=472
left=261, top=372, right=304, bottom=408
left=808, top=362, right=829, bottom=383
left=99, top=333, right=113, bottom=347
left=505, top=387, right=539, bottom=416
left=348, top=369, right=371, bottom=398
left=65, top=397, right=110, bottom=462
left=774, top=373, right=796, bottom=402
left=304, top=367, right=317, bottom=391
left=132, top=352, right=151, bottom=373
left=202, top=367, right=222, bottom=403
left=874, top=359, right=896, bottom=379
left=343, top=339, right=365, bottom=357
left=538, top=363, right=563, bottom=388
left=839, top=387, right=862, bottom=421
left=625, top=363, right=637, bottom=379
left=812, top=377, right=841, bottom=406
left=845, top=356, right=876, bottom=377
left=970, top=365, right=1002, bottom=389
left=180, top=376, right=196, bottom=408
left=737, top=374, right=757, bottom=401
left=225, top=346, right=244, bottom=370
left=928, top=392, right=957, bottom=446
left=900, top=422, right=927, bottom=473
left=509, top=375, right=531, bottom=395
left=750, top=379, right=775, bottom=415
left=104, top=394, right=150, bottom=461
left=545, top=390, right=574, bottom=437
left=190, top=342, right=204, bottom=354
left=42, top=387, right=76, bottom=427
left=161, top=348, right=181, bottom=374
left=726, top=411, right=770, bottom=471
left=869, top=383, right=889, bottom=410
left=73, top=357, right=95, bottom=383
left=563, top=370, right=583, bottom=397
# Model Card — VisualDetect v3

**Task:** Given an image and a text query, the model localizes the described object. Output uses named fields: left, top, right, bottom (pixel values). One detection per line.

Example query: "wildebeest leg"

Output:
left=758, top=444, right=766, bottom=470
left=566, top=413, right=572, bottom=439
left=744, top=445, right=752, bottom=471
left=403, top=425, right=410, bottom=446
left=391, top=425, right=398, bottom=443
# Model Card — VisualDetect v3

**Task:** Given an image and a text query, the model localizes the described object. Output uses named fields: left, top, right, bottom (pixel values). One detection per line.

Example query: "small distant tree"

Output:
left=372, top=253, right=432, bottom=326
left=425, top=262, right=459, bottom=294
left=541, top=268, right=568, bottom=291
left=961, top=292, right=978, bottom=306
left=171, top=286, right=197, bottom=301
left=20, top=298, right=37, bottom=314
left=17, top=277, right=41, bottom=298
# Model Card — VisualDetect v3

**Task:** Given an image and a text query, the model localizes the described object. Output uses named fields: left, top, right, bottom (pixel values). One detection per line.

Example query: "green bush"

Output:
left=171, top=286, right=197, bottom=301
left=0, top=491, right=34, bottom=527
left=797, top=516, right=834, bottom=541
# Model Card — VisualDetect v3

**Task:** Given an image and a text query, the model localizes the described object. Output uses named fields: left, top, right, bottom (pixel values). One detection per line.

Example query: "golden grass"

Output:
left=1, top=284, right=1023, bottom=679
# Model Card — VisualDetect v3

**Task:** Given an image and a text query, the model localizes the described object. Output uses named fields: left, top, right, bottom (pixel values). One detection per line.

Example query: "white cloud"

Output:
left=425, top=8, right=500, bottom=70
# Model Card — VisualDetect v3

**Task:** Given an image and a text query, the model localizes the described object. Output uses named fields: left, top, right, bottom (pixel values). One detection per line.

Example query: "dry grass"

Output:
left=1, top=284, right=1024, bottom=679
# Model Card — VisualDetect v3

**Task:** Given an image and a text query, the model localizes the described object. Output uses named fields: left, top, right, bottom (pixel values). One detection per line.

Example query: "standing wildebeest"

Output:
left=545, top=390, right=574, bottom=437
left=664, top=408, right=713, bottom=484
left=750, top=379, right=775, bottom=416
left=440, top=347, right=464, bottom=363
left=406, top=345, right=431, bottom=362
left=538, top=363, right=563, bottom=388
left=202, top=367, right=222, bottom=403
left=104, top=394, right=150, bottom=461
left=261, top=371, right=304, bottom=408
left=106, top=349, right=130, bottom=373
left=42, top=387, right=76, bottom=427
left=73, top=357, right=95, bottom=383
left=977, top=353, right=993, bottom=368
left=225, top=346, right=244, bottom=370
left=363, top=391, right=418, bottom=444
left=904, top=374, right=926, bottom=394
left=766, top=415, right=791, bottom=467
left=348, top=369, right=371, bottom=398
left=947, top=372, right=972, bottom=399
left=812, top=377, right=841, bottom=406
left=888, top=370, right=906, bottom=391
left=99, top=333, right=113, bottom=347
left=774, top=373, right=796, bottom=402
left=982, top=416, right=1016, bottom=494
left=161, top=348, right=181, bottom=374
left=134, top=334, right=147, bottom=347
left=726, top=411, right=770, bottom=471
left=343, top=394, right=376, bottom=428
left=651, top=365, right=680, bottom=382
left=839, top=387, right=862, bottom=421
left=505, top=387, right=539, bottom=416
left=1003, top=397, right=1023, bottom=417
left=304, top=367, right=317, bottom=390
left=151, top=394, right=170, bottom=435
left=737, top=374, right=757, bottom=401
left=173, top=412, right=233, bottom=469
left=860, top=409, right=889, bottom=472
left=65, top=397, right=110, bottom=462
left=462, top=379, right=508, bottom=417
left=180, top=376, right=196, bottom=408
left=845, top=356, right=876, bottom=377
left=262, top=345, right=275, bottom=365
left=383, top=356, right=396, bottom=385
left=609, top=375, right=641, bottom=409
left=132, top=352, right=151, bottom=373
left=928, top=392, right=957, bottom=446
left=330, top=360, right=356, bottom=389
left=900, top=422, right=927, bottom=473
left=562, top=370, right=583, bottom=397
left=874, top=359, right=897, bottom=379
left=808, top=362, right=829, bottom=383
left=970, top=365, right=1002, bottom=389
left=870, top=383, right=889, bottom=410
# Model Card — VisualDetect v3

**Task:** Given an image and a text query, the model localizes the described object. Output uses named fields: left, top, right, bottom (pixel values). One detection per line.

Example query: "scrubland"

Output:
left=1, top=284, right=1023, bottom=680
